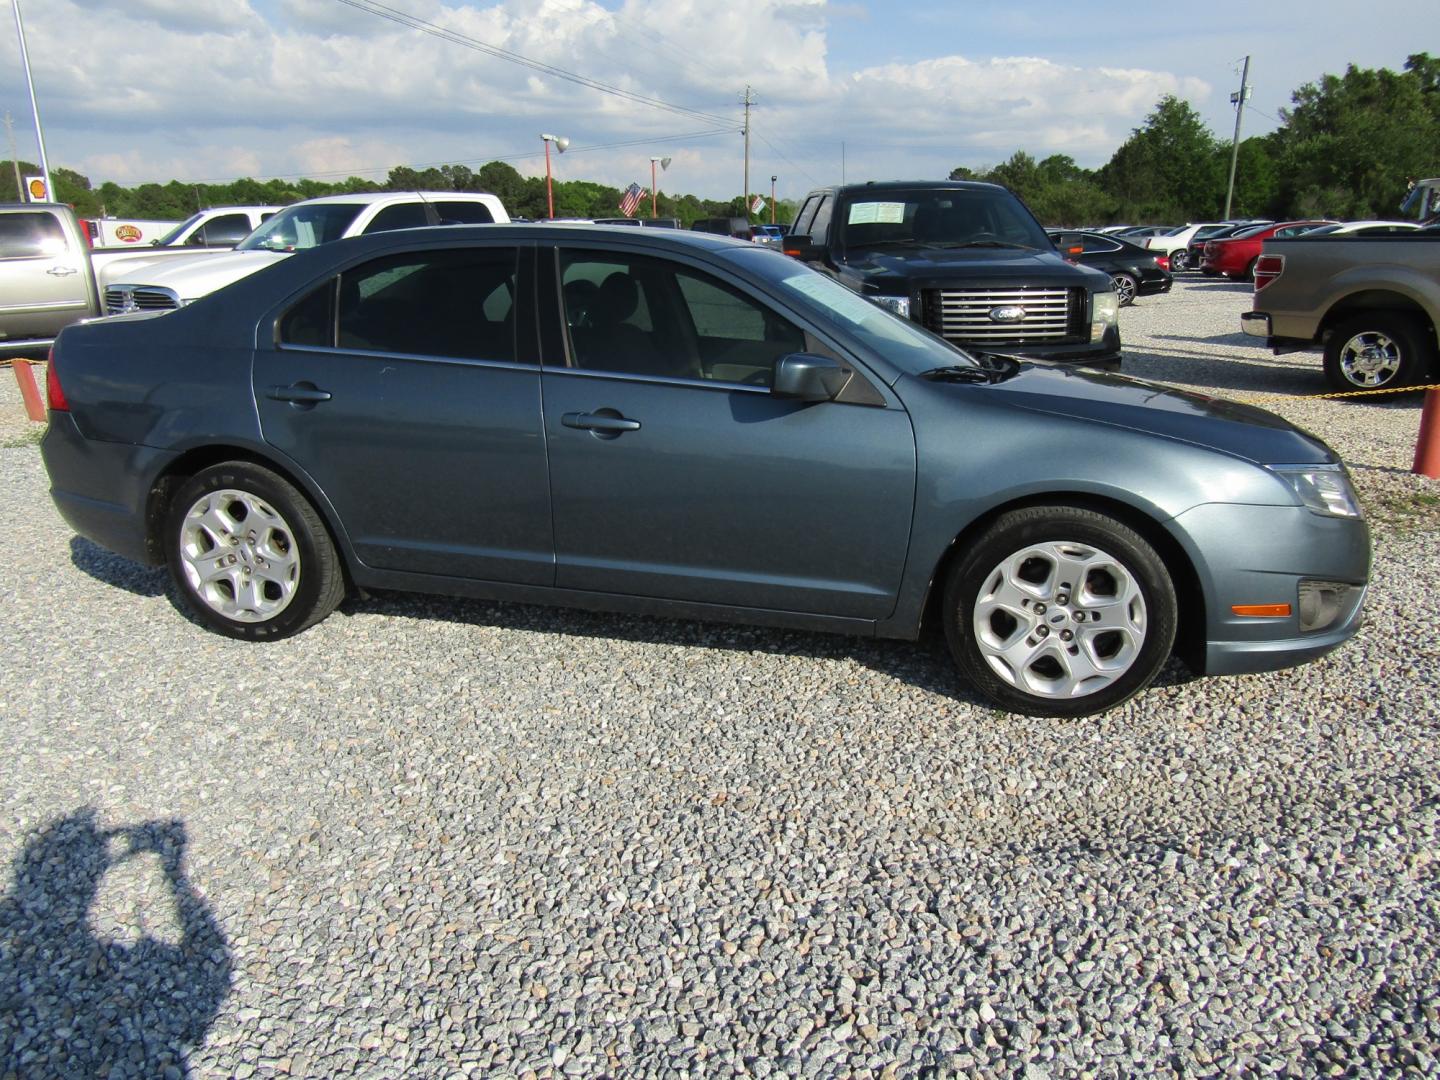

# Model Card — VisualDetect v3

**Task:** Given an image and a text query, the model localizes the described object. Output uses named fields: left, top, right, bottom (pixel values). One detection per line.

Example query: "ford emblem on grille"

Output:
left=989, top=305, right=1027, bottom=323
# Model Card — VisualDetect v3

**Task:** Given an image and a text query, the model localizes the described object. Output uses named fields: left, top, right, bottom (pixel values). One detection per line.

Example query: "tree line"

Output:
left=3, top=53, right=1434, bottom=228
left=954, top=53, right=1438, bottom=225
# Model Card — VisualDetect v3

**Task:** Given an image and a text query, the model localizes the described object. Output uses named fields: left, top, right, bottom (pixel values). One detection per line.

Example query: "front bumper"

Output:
left=41, top=412, right=177, bottom=566
left=1168, top=500, right=1370, bottom=677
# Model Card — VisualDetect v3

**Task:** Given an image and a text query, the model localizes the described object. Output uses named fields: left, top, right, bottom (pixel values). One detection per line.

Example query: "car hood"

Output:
left=841, top=246, right=1105, bottom=288
left=968, top=361, right=1334, bottom=465
left=100, top=250, right=291, bottom=300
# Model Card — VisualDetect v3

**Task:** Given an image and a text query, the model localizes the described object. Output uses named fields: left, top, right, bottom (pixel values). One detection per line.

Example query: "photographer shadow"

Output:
left=0, top=810, right=232, bottom=1078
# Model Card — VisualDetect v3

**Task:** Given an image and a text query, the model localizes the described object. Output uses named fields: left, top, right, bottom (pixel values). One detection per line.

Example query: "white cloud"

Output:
left=8, top=0, right=1232, bottom=201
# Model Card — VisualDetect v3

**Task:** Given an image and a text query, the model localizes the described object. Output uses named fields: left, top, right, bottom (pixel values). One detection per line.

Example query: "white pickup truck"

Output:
left=87, top=206, right=283, bottom=278
left=100, top=192, right=510, bottom=315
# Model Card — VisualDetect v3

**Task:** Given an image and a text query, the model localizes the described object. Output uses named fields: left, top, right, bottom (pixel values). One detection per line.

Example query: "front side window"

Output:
left=807, top=197, right=834, bottom=245
left=0, top=212, right=68, bottom=259
left=238, top=203, right=365, bottom=252
left=279, top=247, right=518, bottom=362
left=192, top=214, right=254, bottom=247
left=559, top=251, right=804, bottom=386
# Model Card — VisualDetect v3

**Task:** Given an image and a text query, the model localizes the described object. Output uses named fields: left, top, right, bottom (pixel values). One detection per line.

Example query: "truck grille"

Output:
left=104, top=285, right=181, bottom=316
left=920, top=286, right=1086, bottom=345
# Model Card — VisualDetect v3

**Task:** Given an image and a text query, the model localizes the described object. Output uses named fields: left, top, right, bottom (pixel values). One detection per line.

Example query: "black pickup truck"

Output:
left=783, top=181, right=1121, bottom=365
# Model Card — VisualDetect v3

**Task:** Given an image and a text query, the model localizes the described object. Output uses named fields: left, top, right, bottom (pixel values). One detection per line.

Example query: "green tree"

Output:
left=1099, top=96, right=1223, bottom=221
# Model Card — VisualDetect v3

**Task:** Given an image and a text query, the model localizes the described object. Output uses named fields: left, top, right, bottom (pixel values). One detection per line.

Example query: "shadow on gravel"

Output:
left=0, top=810, right=231, bottom=1079
left=342, top=589, right=1003, bottom=703
left=70, top=537, right=168, bottom=597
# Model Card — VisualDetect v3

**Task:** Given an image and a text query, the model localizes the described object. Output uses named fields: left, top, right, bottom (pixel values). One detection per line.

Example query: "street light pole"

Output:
left=541, top=133, right=568, bottom=219
left=651, top=157, right=659, bottom=218
left=12, top=0, right=53, bottom=203
left=770, top=175, right=777, bottom=225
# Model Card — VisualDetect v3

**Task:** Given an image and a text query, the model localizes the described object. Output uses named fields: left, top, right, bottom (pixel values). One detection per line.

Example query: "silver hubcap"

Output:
left=1171, top=249, right=1187, bottom=270
left=178, top=489, right=300, bottom=622
left=1338, top=331, right=1401, bottom=387
left=1113, top=275, right=1135, bottom=304
left=973, top=540, right=1147, bottom=699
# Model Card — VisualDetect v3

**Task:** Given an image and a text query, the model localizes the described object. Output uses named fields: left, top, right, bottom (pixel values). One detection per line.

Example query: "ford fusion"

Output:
left=41, top=226, right=1370, bottom=717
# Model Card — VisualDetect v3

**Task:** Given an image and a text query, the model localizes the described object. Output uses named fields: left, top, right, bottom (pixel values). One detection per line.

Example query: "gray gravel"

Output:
left=3, top=278, right=1439, bottom=1078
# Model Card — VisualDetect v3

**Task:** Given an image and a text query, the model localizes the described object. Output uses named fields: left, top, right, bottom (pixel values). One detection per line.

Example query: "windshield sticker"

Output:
left=779, top=272, right=887, bottom=327
left=848, top=202, right=905, bottom=225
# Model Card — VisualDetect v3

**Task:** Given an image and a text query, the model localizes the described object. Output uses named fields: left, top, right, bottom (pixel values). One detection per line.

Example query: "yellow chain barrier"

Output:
left=1224, top=383, right=1440, bottom=407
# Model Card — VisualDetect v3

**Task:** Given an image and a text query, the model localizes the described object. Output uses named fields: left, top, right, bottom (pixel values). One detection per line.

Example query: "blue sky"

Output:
left=2, top=0, right=1430, bottom=205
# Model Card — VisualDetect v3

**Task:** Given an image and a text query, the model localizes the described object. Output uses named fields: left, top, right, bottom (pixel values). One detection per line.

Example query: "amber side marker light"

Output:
left=1232, top=603, right=1292, bottom=617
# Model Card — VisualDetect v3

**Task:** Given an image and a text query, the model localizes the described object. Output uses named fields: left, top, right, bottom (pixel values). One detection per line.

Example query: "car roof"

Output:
left=804, top=180, right=1012, bottom=197
left=278, top=191, right=501, bottom=208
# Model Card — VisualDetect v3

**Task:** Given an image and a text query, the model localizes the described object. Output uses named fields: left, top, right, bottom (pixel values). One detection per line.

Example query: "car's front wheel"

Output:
left=164, top=461, right=345, bottom=640
left=943, top=506, right=1177, bottom=717
left=1322, top=313, right=1435, bottom=393
left=1170, top=248, right=1189, bottom=271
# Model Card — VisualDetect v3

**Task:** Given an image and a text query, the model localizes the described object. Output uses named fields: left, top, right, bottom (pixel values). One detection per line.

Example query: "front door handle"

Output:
left=46, top=266, right=79, bottom=277
left=562, top=411, right=641, bottom=434
left=266, top=382, right=332, bottom=407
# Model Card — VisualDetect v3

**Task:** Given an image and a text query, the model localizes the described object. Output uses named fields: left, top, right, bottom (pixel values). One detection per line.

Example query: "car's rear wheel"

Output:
left=943, top=506, right=1177, bottom=717
left=1112, top=272, right=1137, bottom=306
left=1322, top=312, right=1435, bottom=393
left=164, top=462, right=344, bottom=640
left=1170, top=248, right=1189, bottom=271
left=1243, top=257, right=1259, bottom=282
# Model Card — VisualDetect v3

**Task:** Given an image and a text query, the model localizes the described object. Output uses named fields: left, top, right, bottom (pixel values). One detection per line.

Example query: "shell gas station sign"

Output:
left=24, top=175, right=47, bottom=201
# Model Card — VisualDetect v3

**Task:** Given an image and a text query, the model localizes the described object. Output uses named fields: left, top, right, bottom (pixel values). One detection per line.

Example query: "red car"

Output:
left=1199, top=220, right=1335, bottom=280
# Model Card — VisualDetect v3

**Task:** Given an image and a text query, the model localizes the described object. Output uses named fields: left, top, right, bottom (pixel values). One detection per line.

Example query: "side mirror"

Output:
left=772, top=353, right=848, bottom=403
left=781, top=234, right=826, bottom=261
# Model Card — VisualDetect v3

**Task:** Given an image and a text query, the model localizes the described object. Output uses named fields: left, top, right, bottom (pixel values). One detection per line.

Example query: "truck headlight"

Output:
left=1090, top=289, right=1119, bottom=341
left=870, top=295, right=910, bottom=319
left=1269, top=464, right=1362, bottom=518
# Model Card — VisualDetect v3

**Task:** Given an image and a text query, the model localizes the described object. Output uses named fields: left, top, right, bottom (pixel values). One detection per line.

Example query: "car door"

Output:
left=0, top=210, right=92, bottom=343
left=537, top=243, right=916, bottom=620
left=253, top=242, right=554, bottom=584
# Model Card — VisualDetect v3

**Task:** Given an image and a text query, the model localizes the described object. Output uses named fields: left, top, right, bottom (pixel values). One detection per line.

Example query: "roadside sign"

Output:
left=24, top=175, right=47, bottom=201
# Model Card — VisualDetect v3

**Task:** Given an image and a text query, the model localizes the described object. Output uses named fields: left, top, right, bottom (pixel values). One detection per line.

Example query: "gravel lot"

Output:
left=2, top=277, right=1439, bottom=1078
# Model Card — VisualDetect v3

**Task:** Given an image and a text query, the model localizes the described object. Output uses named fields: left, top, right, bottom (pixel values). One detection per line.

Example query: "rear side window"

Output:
left=435, top=201, right=495, bottom=224
left=191, top=213, right=254, bottom=247
left=0, top=212, right=68, bottom=259
left=362, top=203, right=431, bottom=234
left=279, top=247, right=519, bottom=362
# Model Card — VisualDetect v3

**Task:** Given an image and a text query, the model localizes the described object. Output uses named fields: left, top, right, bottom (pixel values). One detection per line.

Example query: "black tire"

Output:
left=1322, top=312, right=1436, bottom=393
left=164, top=461, right=345, bottom=641
left=1112, top=272, right=1138, bottom=306
left=942, top=506, right=1177, bottom=718
left=1243, top=257, right=1258, bottom=283
left=1170, top=248, right=1189, bottom=272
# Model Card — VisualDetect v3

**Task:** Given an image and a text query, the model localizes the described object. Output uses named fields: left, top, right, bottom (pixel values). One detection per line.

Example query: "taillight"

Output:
left=1254, top=253, right=1285, bottom=291
left=1156, top=255, right=1171, bottom=271
left=46, top=347, right=69, bottom=412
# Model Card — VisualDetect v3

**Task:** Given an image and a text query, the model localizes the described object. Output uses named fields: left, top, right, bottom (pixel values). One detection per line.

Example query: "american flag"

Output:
left=618, top=182, right=644, bottom=217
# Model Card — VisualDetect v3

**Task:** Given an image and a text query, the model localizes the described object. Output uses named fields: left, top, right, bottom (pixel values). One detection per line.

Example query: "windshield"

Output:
left=836, top=188, right=1050, bottom=251
left=236, top=203, right=364, bottom=252
left=154, top=213, right=205, bottom=247
left=763, top=260, right=978, bottom=374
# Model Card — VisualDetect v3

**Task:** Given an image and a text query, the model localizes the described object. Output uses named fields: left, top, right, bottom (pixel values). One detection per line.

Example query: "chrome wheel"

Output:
left=1170, top=248, right=1188, bottom=271
left=971, top=540, right=1147, bottom=700
left=1336, top=331, right=1401, bottom=388
left=1112, top=273, right=1137, bottom=306
left=177, top=488, right=301, bottom=622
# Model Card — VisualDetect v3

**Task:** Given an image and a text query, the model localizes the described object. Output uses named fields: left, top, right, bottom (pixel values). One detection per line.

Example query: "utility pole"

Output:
left=12, top=0, right=54, bottom=203
left=4, top=112, right=22, bottom=202
left=1223, top=55, right=1251, bottom=221
left=741, top=85, right=753, bottom=221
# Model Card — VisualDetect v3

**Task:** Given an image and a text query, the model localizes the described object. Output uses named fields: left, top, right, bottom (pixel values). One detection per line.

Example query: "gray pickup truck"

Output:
left=0, top=203, right=100, bottom=357
left=1241, top=234, right=1440, bottom=391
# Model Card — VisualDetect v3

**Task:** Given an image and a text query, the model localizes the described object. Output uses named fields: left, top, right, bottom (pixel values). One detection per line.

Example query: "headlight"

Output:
left=1090, top=289, right=1119, bottom=341
left=1269, top=464, right=1362, bottom=518
left=869, top=295, right=911, bottom=319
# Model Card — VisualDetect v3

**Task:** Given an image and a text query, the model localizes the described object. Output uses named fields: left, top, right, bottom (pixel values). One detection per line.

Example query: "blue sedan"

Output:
left=41, top=225, right=1369, bottom=716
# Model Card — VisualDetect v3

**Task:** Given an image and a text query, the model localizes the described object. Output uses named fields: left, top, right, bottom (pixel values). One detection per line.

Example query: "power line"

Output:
left=330, top=0, right=736, bottom=128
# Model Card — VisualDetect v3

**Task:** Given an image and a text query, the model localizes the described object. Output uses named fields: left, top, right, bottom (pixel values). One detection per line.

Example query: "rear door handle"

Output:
left=266, top=383, right=332, bottom=406
left=562, top=411, right=640, bottom=433
left=46, top=266, right=79, bottom=277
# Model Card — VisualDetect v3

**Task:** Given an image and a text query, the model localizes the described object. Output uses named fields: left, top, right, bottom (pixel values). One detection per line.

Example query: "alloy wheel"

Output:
left=177, top=488, right=301, bottom=622
left=1337, top=331, right=1402, bottom=388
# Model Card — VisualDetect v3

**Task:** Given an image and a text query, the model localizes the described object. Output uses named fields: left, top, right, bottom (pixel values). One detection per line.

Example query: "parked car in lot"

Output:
left=784, top=181, right=1121, bottom=366
left=1300, top=221, right=1423, bottom=237
left=1198, top=220, right=1335, bottom=280
left=1149, top=222, right=1269, bottom=271
left=43, top=225, right=1370, bottom=717
left=0, top=202, right=100, bottom=355
left=1048, top=230, right=1173, bottom=305
left=98, top=191, right=509, bottom=315
left=1242, top=232, right=1440, bottom=390
left=690, top=217, right=753, bottom=239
